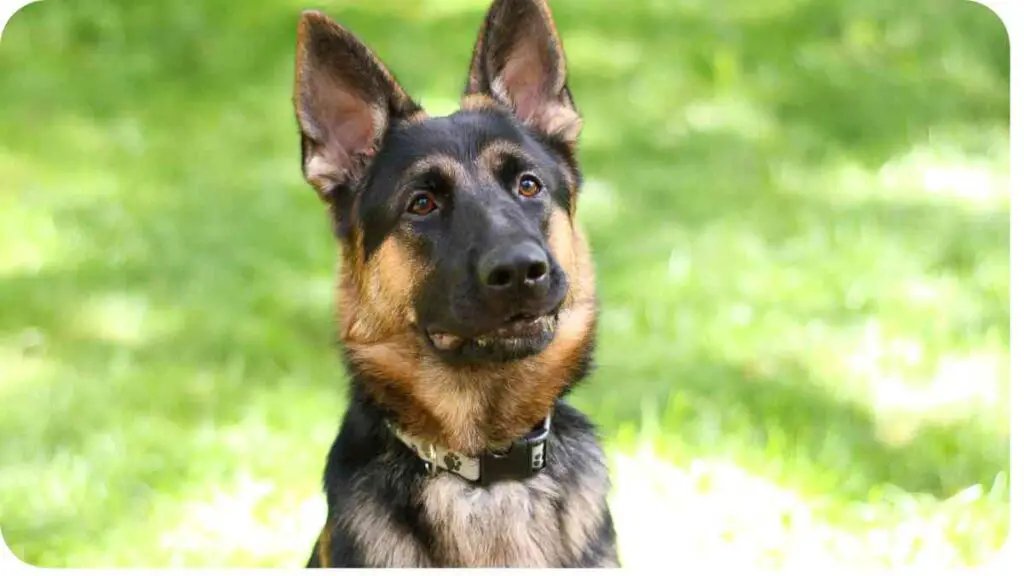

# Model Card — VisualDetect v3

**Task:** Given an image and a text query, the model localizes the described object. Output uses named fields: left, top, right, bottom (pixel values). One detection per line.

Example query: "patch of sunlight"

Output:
left=608, top=445, right=987, bottom=569
left=280, top=273, right=335, bottom=313
left=770, top=136, right=1008, bottom=211
left=0, top=341, right=55, bottom=393
left=679, top=95, right=779, bottom=141
left=0, top=148, right=40, bottom=191
left=158, top=473, right=325, bottom=567
left=0, top=204, right=66, bottom=275
left=666, top=245, right=693, bottom=284
left=610, top=446, right=816, bottom=569
left=1, top=449, right=97, bottom=520
left=871, top=351, right=1007, bottom=447
left=927, top=353, right=1004, bottom=408
left=878, top=147, right=1008, bottom=207
left=71, top=292, right=182, bottom=347
left=576, top=177, right=620, bottom=227
left=844, top=319, right=917, bottom=380
left=842, top=320, right=1005, bottom=438
left=599, top=305, right=636, bottom=337
left=772, top=156, right=905, bottom=209
left=899, top=276, right=958, bottom=309
left=0, top=147, right=103, bottom=274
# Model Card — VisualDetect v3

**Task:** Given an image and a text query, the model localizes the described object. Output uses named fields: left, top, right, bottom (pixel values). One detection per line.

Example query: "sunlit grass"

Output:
left=609, top=447, right=1007, bottom=569
left=0, top=0, right=1009, bottom=569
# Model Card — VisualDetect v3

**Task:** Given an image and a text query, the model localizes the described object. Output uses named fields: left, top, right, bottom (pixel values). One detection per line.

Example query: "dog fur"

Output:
left=292, top=0, right=619, bottom=567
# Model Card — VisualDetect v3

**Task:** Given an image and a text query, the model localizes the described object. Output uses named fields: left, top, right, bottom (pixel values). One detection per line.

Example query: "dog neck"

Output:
left=341, top=301, right=596, bottom=455
left=385, top=412, right=553, bottom=486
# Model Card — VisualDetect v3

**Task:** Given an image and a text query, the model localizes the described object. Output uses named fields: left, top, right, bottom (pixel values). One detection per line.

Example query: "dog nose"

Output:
left=478, top=242, right=550, bottom=293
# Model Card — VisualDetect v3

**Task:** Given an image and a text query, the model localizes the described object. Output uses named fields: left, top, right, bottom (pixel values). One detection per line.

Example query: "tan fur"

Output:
left=398, top=154, right=473, bottom=190
left=298, top=2, right=615, bottom=569
left=316, top=521, right=333, bottom=567
left=414, top=427, right=612, bottom=567
left=476, top=140, right=579, bottom=210
left=463, top=0, right=581, bottom=145
left=475, top=140, right=527, bottom=177
left=303, top=155, right=341, bottom=200
left=547, top=208, right=593, bottom=310
left=324, top=460, right=613, bottom=567
left=461, top=93, right=502, bottom=112
left=420, top=473, right=562, bottom=566
left=401, top=109, right=431, bottom=125
left=337, top=142, right=595, bottom=454
left=339, top=237, right=423, bottom=344
left=342, top=208, right=595, bottom=454
left=294, top=12, right=421, bottom=202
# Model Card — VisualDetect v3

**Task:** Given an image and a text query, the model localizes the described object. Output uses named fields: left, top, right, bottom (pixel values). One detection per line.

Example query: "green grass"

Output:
left=0, top=0, right=1010, bottom=568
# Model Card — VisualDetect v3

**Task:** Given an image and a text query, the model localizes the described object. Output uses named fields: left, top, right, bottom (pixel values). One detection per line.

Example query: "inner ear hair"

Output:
left=464, top=0, right=581, bottom=146
left=293, top=10, right=422, bottom=201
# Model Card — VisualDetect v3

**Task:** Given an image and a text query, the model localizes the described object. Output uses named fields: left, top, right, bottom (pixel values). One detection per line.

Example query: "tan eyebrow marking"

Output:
left=476, top=140, right=577, bottom=195
left=396, top=154, right=472, bottom=191
left=476, top=140, right=530, bottom=178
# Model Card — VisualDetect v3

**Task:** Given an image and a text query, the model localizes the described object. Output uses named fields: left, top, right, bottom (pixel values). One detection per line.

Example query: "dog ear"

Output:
left=464, top=0, right=581, bottom=146
left=294, top=11, right=422, bottom=202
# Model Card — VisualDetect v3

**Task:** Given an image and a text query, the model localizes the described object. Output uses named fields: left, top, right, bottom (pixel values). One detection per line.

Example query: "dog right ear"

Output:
left=293, top=11, right=421, bottom=203
left=464, top=0, right=581, bottom=147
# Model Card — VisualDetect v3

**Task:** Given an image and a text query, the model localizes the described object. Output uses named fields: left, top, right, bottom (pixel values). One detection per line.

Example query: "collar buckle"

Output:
left=478, top=413, right=551, bottom=486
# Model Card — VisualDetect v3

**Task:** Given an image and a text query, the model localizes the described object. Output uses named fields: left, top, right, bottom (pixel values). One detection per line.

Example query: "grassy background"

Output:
left=0, top=0, right=1010, bottom=569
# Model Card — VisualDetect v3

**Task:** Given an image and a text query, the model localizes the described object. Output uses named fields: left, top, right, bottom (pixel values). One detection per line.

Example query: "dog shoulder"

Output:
left=548, top=401, right=618, bottom=566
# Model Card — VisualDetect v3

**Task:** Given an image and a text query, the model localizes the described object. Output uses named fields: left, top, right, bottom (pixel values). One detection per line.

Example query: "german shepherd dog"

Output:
left=293, top=0, right=618, bottom=567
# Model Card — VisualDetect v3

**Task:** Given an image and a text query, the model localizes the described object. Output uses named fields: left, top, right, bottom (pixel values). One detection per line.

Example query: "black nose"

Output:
left=478, top=242, right=551, bottom=293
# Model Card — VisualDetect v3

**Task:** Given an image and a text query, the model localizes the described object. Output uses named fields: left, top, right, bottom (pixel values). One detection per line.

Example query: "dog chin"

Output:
left=423, top=314, right=558, bottom=364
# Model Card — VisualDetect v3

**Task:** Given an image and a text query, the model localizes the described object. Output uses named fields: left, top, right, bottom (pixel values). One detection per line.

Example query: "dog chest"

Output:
left=419, top=473, right=564, bottom=567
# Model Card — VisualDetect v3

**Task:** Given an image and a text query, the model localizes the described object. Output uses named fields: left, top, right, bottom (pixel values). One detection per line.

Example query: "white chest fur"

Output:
left=419, top=473, right=565, bottom=567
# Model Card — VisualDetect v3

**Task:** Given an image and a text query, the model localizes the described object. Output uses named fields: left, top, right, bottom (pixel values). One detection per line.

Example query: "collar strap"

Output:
left=386, top=414, right=551, bottom=486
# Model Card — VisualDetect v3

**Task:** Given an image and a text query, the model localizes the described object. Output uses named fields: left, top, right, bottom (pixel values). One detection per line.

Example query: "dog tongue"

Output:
left=429, top=332, right=463, bottom=350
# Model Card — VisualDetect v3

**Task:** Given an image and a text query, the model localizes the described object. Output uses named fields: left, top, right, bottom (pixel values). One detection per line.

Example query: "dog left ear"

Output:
left=294, top=11, right=422, bottom=202
left=465, top=0, right=581, bottom=146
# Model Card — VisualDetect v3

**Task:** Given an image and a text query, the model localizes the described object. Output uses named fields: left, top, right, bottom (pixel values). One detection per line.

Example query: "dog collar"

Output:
left=386, top=413, right=551, bottom=486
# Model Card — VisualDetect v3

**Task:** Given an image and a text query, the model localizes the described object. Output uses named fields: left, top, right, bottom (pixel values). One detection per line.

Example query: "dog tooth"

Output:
left=429, top=333, right=463, bottom=350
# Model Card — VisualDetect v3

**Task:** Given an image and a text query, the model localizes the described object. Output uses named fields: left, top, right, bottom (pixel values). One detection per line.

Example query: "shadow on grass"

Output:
left=576, top=355, right=1007, bottom=500
left=562, top=0, right=1008, bottom=166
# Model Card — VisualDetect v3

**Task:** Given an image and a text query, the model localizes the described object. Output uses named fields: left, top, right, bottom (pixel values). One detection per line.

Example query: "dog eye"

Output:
left=407, top=192, right=438, bottom=216
left=517, top=174, right=543, bottom=197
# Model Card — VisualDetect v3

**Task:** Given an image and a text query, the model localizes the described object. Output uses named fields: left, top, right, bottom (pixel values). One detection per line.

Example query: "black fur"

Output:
left=293, top=0, right=619, bottom=568
left=306, top=391, right=617, bottom=568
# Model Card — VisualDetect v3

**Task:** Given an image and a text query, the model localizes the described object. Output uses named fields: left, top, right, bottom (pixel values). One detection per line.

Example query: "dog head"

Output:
left=293, top=0, right=596, bottom=451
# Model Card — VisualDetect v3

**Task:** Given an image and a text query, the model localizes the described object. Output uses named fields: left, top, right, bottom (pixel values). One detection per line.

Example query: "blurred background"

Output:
left=0, top=0, right=1010, bottom=569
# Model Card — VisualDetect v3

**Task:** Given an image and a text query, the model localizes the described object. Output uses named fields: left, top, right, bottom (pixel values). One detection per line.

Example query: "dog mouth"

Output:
left=425, top=312, right=558, bottom=354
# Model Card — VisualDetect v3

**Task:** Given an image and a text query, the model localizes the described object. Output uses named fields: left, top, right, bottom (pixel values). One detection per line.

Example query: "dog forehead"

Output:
left=361, top=110, right=540, bottom=208
left=386, top=109, right=527, bottom=164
